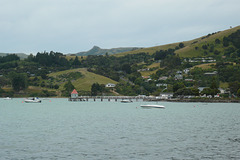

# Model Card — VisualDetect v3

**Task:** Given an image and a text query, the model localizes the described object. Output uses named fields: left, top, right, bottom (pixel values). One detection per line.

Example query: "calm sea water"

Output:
left=0, top=98, right=240, bottom=160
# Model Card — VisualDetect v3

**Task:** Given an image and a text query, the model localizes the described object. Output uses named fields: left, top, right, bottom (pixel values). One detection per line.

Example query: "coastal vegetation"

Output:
left=0, top=26, right=240, bottom=99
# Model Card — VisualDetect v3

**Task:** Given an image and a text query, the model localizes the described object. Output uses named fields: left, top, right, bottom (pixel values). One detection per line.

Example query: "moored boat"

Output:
left=121, top=99, right=133, bottom=103
left=141, top=104, right=165, bottom=109
left=24, top=97, right=41, bottom=103
left=4, top=97, right=12, bottom=100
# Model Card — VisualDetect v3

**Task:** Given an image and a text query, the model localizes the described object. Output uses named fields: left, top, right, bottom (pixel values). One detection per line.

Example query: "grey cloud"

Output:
left=0, top=0, right=239, bottom=53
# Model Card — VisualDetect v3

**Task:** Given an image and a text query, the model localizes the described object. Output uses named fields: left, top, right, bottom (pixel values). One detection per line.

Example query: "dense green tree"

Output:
left=210, top=77, right=219, bottom=90
left=0, top=77, right=8, bottom=87
left=237, top=88, right=240, bottom=97
left=175, top=46, right=180, bottom=50
left=218, top=65, right=240, bottom=82
left=209, top=44, right=214, bottom=52
left=39, top=69, right=48, bottom=79
left=134, top=77, right=144, bottom=86
left=179, top=43, right=185, bottom=48
left=191, top=87, right=200, bottom=96
left=215, top=38, right=221, bottom=44
left=174, top=87, right=199, bottom=96
left=224, top=47, right=235, bottom=57
left=9, top=72, right=28, bottom=91
left=228, top=81, right=240, bottom=94
left=40, top=81, right=45, bottom=87
left=223, top=36, right=229, bottom=47
left=0, top=61, right=18, bottom=69
left=0, top=87, right=5, bottom=94
left=204, top=51, right=208, bottom=55
left=64, top=80, right=75, bottom=95
left=227, top=29, right=240, bottom=48
left=72, top=56, right=81, bottom=67
left=214, top=50, right=220, bottom=55
left=173, top=82, right=185, bottom=92
left=115, top=82, right=148, bottom=96
left=160, top=55, right=181, bottom=68
left=91, top=83, right=104, bottom=96
left=202, top=45, right=208, bottom=50
left=0, top=54, right=20, bottom=63
left=154, top=49, right=175, bottom=60
left=201, top=87, right=213, bottom=96
left=122, top=63, right=132, bottom=74
left=154, top=50, right=167, bottom=60
left=26, top=54, right=35, bottom=62
left=33, top=51, right=70, bottom=68
left=201, top=87, right=219, bottom=97
left=128, top=72, right=141, bottom=83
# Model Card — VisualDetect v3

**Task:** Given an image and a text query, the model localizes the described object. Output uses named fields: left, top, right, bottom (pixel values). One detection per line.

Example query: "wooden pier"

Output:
left=68, top=96, right=155, bottom=102
left=68, top=96, right=240, bottom=103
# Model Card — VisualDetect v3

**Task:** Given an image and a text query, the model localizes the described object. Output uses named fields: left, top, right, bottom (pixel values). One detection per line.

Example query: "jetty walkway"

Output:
left=68, top=96, right=240, bottom=103
left=68, top=96, right=154, bottom=102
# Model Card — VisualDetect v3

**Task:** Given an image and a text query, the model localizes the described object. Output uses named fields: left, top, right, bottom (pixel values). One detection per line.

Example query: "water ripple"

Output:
left=0, top=99, right=240, bottom=159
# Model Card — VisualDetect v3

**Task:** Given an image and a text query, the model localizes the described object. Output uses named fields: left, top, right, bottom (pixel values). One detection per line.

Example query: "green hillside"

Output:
left=49, top=68, right=117, bottom=91
left=115, top=42, right=181, bottom=56
left=176, top=26, right=240, bottom=57
left=116, top=26, right=240, bottom=58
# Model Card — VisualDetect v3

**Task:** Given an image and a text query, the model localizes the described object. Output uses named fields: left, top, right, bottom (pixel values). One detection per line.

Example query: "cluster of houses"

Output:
left=184, top=57, right=216, bottom=63
left=71, top=65, right=226, bottom=99
left=157, top=69, right=191, bottom=81
left=155, top=86, right=228, bottom=100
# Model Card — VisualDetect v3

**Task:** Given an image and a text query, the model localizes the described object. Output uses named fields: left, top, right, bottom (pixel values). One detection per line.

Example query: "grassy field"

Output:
left=140, top=70, right=158, bottom=77
left=192, top=63, right=216, bottom=69
left=139, top=62, right=161, bottom=76
left=148, top=62, right=160, bottom=68
left=49, top=68, right=117, bottom=91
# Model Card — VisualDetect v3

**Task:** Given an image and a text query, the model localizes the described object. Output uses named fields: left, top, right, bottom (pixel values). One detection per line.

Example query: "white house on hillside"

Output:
left=105, top=83, right=116, bottom=88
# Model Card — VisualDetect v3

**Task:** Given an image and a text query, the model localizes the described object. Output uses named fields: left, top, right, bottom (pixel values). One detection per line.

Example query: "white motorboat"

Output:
left=141, top=104, right=165, bottom=109
left=4, top=97, right=12, bottom=100
left=24, top=97, right=41, bottom=103
left=121, top=99, right=133, bottom=103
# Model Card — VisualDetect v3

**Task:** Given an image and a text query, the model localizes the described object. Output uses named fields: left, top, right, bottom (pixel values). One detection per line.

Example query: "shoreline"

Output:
left=2, top=97, right=240, bottom=103
left=149, top=98, right=240, bottom=103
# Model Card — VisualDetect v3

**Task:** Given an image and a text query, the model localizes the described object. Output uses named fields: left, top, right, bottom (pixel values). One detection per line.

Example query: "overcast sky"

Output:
left=0, top=0, right=239, bottom=54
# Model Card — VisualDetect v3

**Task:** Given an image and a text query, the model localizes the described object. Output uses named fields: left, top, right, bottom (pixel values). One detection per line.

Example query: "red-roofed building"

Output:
left=71, top=89, right=78, bottom=98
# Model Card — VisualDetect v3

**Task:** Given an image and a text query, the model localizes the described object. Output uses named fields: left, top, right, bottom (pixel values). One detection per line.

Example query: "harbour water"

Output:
left=0, top=98, right=240, bottom=160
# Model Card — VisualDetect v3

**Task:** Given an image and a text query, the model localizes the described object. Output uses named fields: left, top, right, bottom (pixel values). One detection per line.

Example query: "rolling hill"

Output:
left=116, top=25, right=240, bottom=58
left=176, top=25, right=240, bottom=57
left=75, top=46, right=141, bottom=56
left=0, top=53, right=28, bottom=59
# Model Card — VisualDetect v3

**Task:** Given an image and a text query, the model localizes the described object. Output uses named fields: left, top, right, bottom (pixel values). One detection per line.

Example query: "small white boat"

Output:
left=24, top=97, right=41, bottom=103
left=4, top=97, right=12, bottom=100
left=121, top=99, right=133, bottom=103
left=141, top=104, right=165, bottom=109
